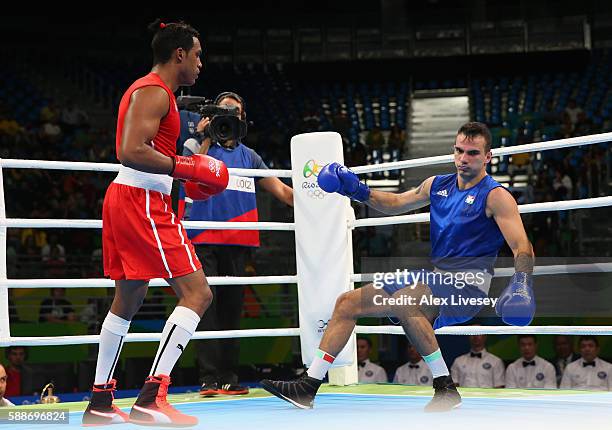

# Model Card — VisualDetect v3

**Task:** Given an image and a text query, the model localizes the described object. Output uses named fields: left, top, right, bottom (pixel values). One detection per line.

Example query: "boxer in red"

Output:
left=82, top=19, right=228, bottom=427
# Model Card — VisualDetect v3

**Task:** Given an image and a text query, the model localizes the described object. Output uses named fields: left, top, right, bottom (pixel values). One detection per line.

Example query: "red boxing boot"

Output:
left=82, top=379, right=129, bottom=426
left=129, top=375, right=198, bottom=427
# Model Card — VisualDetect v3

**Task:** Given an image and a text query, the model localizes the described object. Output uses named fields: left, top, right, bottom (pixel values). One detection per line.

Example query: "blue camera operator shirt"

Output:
left=177, top=110, right=201, bottom=155
left=178, top=137, right=268, bottom=247
left=429, top=173, right=507, bottom=273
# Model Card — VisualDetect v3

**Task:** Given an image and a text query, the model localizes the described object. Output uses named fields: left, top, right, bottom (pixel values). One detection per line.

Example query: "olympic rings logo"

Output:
left=307, top=189, right=325, bottom=199
left=208, top=159, right=222, bottom=177
left=302, top=182, right=325, bottom=199
left=303, top=159, right=323, bottom=178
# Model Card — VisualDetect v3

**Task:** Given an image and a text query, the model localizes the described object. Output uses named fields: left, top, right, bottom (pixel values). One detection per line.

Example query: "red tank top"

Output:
left=115, top=72, right=180, bottom=159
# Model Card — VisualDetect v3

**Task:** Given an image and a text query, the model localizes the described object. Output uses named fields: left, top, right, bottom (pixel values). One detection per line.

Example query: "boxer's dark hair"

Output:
left=148, top=19, right=199, bottom=65
left=579, top=335, right=599, bottom=347
left=457, top=122, right=492, bottom=153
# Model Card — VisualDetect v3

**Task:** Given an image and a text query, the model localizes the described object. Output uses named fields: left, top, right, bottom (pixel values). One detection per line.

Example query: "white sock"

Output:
left=306, top=349, right=336, bottom=380
left=94, top=312, right=131, bottom=385
left=150, top=306, right=200, bottom=377
left=422, top=348, right=450, bottom=379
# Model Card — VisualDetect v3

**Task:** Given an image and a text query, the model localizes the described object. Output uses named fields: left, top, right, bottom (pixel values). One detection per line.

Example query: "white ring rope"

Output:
left=352, top=131, right=612, bottom=174
left=351, top=196, right=612, bottom=228
left=10, top=262, right=610, bottom=290
left=4, top=325, right=612, bottom=347
left=6, top=275, right=298, bottom=289
left=2, top=328, right=302, bottom=347
left=351, top=262, right=612, bottom=283
left=0, top=159, right=291, bottom=178
left=0, top=219, right=295, bottom=231
left=3, top=196, right=609, bottom=231
left=356, top=325, right=612, bottom=336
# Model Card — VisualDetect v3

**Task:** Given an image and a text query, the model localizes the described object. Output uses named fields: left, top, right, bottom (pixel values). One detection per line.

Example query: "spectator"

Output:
left=357, top=337, right=387, bottom=383
left=505, top=335, right=556, bottom=389
left=41, top=234, right=67, bottom=277
left=179, top=91, right=293, bottom=396
left=40, top=100, right=60, bottom=123
left=81, top=286, right=114, bottom=334
left=0, top=117, right=23, bottom=139
left=550, top=335, right=580, bottom=387
left=563, top=99, right=585, bottom=132
left=39, top=116, right=63, bottom=145
left=4, top=346, right=27, bottom=398
left=44, top=235, right=68, bottom=265
left=20, top=234, right=42, bottom=278
left=301, top=103, right=321, bottom=132
left=60, top=99, right=89, bottom=134
left=393, top=343, right=432, bottom=386
left=20, top=228, right=47, bottom=250
left=348, top=143, right=368, bottom=168
left=39, top=288, right=76, bottom=323
left=387, top=125, right=406, bottom=152
left=332, top=112, right=351, bottom=138
left=451, top=334, right=505, bottom=388
left=552, top=169, right=573, bottom=200
left=508, top=137, right=531, bottom=177
left=365, top=126, right=385, bottom=150
left=560, top=336, right=612, bottom=391
left=0, top=364, right=15, bottom=407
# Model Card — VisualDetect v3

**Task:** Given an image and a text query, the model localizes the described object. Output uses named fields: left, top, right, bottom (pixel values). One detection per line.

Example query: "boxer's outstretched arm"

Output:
left=118, top=86, right=174, bottom=174
left=487, top=187, right=534, bottom=272
left=366, top=176, right=434, bottom=215
left=490, top=187, right=536, bottom=326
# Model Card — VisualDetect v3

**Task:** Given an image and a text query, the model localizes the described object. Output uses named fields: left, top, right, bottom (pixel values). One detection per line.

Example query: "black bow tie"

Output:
left=409, top=364, right=420, bottom=369
left=523, top=360, right=536, bottom=367
left=358, top=361, right=366, bottom=368
left=583, top=361, right=596, bottom=367
left=470, top=352, right=482, bottom=358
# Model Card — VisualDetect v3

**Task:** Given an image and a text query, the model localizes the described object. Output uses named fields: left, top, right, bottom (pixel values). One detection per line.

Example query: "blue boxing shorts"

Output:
left=381, top=268, right=492, bottom=329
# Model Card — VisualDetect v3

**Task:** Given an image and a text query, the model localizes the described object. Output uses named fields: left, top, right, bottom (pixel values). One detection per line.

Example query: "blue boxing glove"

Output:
left=495, top=272, right=535, bottom=326
left=317, top=162, right=370, bottom=202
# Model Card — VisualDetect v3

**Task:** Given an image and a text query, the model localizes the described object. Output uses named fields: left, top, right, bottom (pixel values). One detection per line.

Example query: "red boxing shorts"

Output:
left=103, top=166, right=201, bottom=280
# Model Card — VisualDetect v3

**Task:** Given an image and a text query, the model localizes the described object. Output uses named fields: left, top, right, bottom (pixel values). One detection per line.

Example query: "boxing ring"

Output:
left=1, top=131, right=612, bottom=429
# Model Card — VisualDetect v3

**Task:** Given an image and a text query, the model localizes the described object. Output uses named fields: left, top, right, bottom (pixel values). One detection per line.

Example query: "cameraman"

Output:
left=178, top=91, right=293, bottom=396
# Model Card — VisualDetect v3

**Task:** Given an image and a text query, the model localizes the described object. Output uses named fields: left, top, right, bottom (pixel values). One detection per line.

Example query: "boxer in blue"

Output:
left=261, top=122, right=534, bottom=412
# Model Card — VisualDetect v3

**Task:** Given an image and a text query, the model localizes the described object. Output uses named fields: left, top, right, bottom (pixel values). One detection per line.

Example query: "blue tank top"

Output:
left=429, top=173, right=506, bottom=273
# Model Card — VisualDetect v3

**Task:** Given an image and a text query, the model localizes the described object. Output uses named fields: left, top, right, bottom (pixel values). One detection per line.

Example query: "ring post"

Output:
left=290, top=132, right=358, bottom=385
left=0, top=161, right=11, bottom=346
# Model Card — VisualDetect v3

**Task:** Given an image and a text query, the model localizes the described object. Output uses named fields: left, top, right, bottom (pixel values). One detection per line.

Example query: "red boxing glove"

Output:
left=184, top=181, right=218, bottom=201
left=171, top=154, right=229, bottom=194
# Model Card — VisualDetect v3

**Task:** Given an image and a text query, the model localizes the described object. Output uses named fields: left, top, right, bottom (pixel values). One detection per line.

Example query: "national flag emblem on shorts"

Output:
left=465, top=195, right=475, bottom=204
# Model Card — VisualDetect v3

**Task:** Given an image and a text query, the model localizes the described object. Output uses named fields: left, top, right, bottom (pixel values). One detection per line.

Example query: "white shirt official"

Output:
left=358, top=359, right=388, bottom=383
left=393, top=359, right=432, bottom=386
left=560, top=357, right=612, bottom=391
left=505, top=355, right=556, bottom=389
left=0, top=398, right=14, bottom=407
left=451, top=349, right=505, bottom=388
